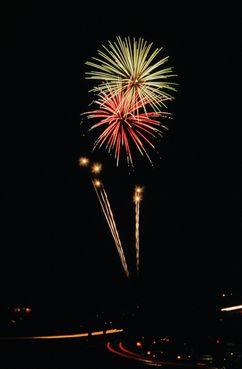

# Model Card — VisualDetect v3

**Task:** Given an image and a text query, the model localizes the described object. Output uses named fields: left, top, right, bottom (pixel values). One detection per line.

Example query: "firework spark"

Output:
left=93, top=178, right=101, bottom=187
left=86, top=36, right=177, bottom=111
left=85, top=88, right=169, bottom=166
left=78, top=156, right=90, bottom=167
left=134, top=186, right=143, bottom=273
left=91, top=162, right=102, bottom=174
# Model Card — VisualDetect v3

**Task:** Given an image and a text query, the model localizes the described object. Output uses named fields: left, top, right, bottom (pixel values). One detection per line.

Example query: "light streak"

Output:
left=0, top=333, right=89, bottom=341
left=105, top=329, right=123, bottom=334
left=78, top=158, right=129, bottom=277
left=0, top=329, right=124, bottom=341
left=119, top=342, right=144, bottom=358
left=91, top=331, right=104, bottom=336
left=107, top=342, right=207, bottom=368
left=221, top=304, right=242, bottom=312
left=134, top=186, right=143, bottom=273
left=92, top=178, right=129, bottom=277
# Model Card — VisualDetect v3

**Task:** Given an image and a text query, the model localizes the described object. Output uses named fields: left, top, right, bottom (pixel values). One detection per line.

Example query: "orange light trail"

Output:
left=0, top=329, right=123, bottom=341
left=91, top=331, right=104, bottom=336
left=92, top=178, right=129, bottom=277
left=78, top=157, right=129, bottom=277
left=105, top=329, right=123, bottom=334
left=101, top=186, right=129, bottom=276
left=134, top=186, right=143, bottom=273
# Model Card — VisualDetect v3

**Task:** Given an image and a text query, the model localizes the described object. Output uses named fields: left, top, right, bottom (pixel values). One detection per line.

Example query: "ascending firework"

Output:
left=92, top=178, right=129, bottom=278
left=85, top=36, right=177, bottom=111
left=79, top=157, right=129, bottom=277
left=85, top=88, right=169, bottom=166
left=134, top=186, right=143, bottom=273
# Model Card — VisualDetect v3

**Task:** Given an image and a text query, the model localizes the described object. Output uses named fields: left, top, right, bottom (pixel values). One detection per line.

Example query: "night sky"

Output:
left=1, top=4, right=242, bottom=318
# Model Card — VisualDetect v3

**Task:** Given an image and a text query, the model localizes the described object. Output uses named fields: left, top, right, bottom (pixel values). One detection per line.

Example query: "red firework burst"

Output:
left=85, top=89, right=170, bottom=167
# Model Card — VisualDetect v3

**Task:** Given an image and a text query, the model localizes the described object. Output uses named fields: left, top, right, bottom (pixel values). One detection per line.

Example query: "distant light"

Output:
left=136, top=341, right=142, bottom=347
left=147, top=351, right=151, bottom=355
left=216, top=339, right=220, bottom=344
left=221, top=304, right=242, bottom=312
left=177, top=355, right=181, bottom=360
left=222, top=293, right=226, bottom=297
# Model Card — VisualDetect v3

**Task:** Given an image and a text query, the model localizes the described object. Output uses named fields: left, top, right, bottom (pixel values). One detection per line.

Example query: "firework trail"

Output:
left=92, top=178, right=129, bottom=277
left=83, top=160, right=129, bottom=277
left=134, top=186, right=143, bottom=274
left=100, top=184, right=129, bottom=277
left=91, top=178, right=117, bottom=244
left=85, top=36, right=177, bottom=111
left=85, top=87, right=169, bottom=166
left=135, top=201, right=140, bottom=273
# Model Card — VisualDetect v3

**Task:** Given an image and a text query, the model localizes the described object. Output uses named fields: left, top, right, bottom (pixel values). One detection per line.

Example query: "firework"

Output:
left=93, top=178, right=101, bottom=187
left=85, top=88, right=169, bottom=166
left=134, top=186, right=143, bottom=273
left=85, top=36, right=176, bottom=110
left=79, top=157, right=129, bottom=276
left=92, top=178, right=129, bottom=277
left=91, top=162, right=102, bottom=174
left=78, top=156, right=90, bottom=167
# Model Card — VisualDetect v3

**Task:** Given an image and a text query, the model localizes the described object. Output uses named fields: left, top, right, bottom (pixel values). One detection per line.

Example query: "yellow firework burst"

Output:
left=85, top=36, right=177, bottom=111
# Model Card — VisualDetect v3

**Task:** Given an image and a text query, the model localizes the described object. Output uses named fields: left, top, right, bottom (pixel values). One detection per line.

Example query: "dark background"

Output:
left=1, top=4, right=242, bottom=321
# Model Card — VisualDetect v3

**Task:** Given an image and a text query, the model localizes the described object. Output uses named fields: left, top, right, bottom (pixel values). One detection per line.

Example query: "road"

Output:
left=0, top=331, right=210, bottom=369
